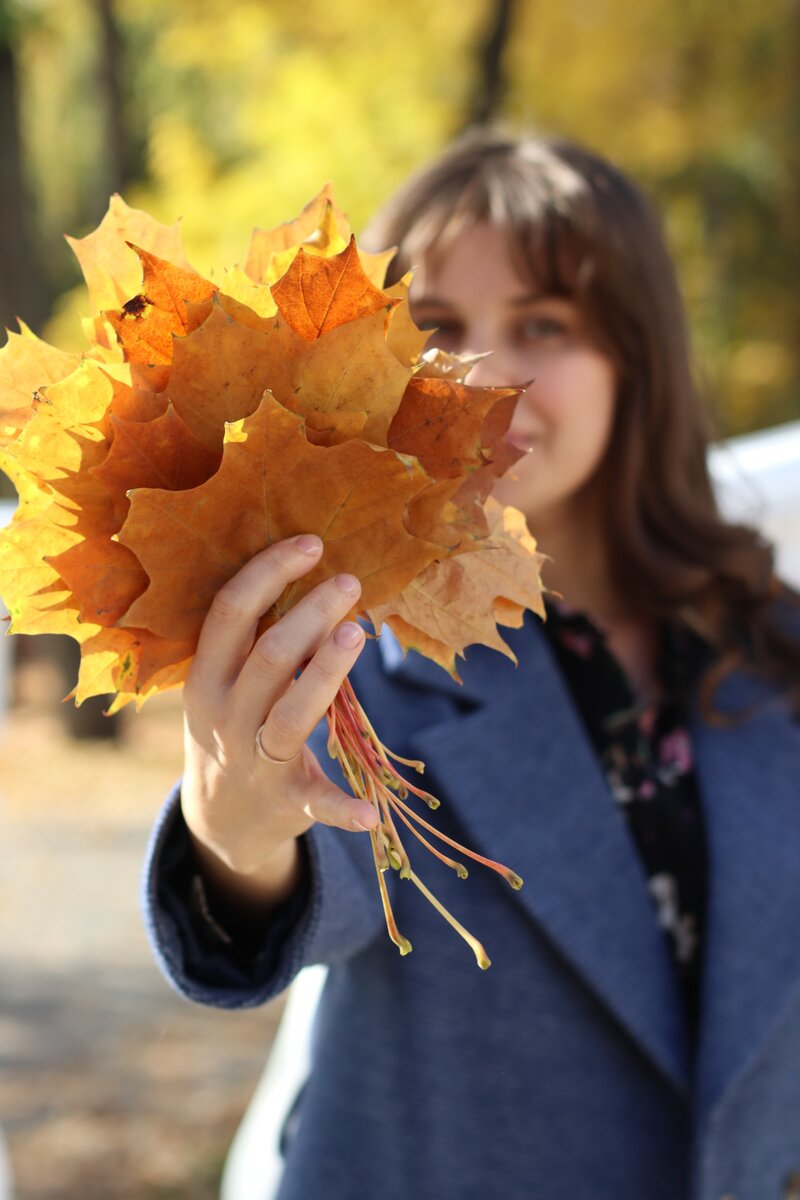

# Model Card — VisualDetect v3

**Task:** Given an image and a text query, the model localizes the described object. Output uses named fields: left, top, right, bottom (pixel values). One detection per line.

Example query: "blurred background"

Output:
left=0, top=0, right=798, bottom=1196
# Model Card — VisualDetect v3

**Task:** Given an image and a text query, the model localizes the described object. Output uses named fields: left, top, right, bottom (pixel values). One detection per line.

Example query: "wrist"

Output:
left=188, top=826, right=303, bottom=917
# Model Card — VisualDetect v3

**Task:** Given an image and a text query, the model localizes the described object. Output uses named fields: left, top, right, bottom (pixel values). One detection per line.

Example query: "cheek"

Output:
left=533, top=352, right=616, bottom=453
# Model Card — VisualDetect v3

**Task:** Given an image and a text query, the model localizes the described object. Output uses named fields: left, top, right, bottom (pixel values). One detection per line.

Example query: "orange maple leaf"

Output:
left=117, top=392, right=441, bottom=643
left=105, top=247, right=217, bottom=390
left=92, top=404, right=220, bottom=528
left=272, top=237, right=395, bottom=340
left=387, top=375, right=523, bottom=547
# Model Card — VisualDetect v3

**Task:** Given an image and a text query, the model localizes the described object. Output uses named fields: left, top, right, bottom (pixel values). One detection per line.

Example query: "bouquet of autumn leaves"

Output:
left=0, top=188, right=546, bottom=967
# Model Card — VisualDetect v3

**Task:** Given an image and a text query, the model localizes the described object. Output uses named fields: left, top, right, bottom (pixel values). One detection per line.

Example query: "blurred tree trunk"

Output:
left=14, top=635, right=124, bottom=741
left=0, top=6, right=50, bottom=336
left=464, top=0, right=517, bottom=127
left=95, top=0, right=133, bottom=199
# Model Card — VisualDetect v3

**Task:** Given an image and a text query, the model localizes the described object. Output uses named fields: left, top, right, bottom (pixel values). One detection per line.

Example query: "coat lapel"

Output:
left=380, top=618, right=692, bottom=1098
left=691, top=674, right=800, bottom=1130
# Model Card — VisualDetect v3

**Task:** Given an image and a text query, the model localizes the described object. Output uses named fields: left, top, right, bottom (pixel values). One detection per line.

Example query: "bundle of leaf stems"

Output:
left=326, top=675, right=523, bottom=968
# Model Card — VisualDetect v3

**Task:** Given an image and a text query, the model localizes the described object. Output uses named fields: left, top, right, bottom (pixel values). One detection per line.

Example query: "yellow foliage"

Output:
left=11, top=0, right=800, bottom=438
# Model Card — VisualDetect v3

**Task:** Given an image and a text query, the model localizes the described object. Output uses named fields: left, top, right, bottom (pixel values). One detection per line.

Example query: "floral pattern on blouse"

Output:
left=542, top=601, right=712, bottom=1037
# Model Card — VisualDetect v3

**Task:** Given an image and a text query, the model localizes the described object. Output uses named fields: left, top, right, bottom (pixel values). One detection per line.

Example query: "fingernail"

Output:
left=335, top=622, right=364, bottom=649
left=335, top=573, right=360, bottom=594
left=295, top=534, right=322, bottom=555
left=351, top=817, right=372, bottom=832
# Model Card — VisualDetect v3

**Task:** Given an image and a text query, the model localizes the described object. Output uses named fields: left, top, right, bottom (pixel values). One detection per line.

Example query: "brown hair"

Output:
left=362, top=126, right=800, bottom=718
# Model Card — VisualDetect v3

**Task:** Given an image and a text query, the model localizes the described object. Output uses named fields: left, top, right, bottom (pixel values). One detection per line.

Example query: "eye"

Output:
left=517, top=316, right=568, bottom=342
left=418, top=320, right=464, bottom=351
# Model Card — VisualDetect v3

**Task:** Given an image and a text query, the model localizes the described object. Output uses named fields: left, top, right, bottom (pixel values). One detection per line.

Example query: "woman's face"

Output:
left=408, top=222, right=617, bottom=533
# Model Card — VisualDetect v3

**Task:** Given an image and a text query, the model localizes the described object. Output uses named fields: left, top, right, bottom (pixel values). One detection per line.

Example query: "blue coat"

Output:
left=143, top=615, right=800, bottom=1200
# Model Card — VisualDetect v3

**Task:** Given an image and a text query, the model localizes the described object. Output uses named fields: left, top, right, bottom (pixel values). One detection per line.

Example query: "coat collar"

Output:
left=378, top=618, right=693, bottom=1098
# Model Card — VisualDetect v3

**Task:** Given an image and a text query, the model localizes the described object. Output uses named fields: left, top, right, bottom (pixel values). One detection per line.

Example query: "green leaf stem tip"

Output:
left=386, top=844, right=403, bottom=871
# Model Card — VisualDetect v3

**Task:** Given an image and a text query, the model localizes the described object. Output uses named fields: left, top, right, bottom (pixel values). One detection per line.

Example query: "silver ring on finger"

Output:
left=255, top=722, right=301, bottom=766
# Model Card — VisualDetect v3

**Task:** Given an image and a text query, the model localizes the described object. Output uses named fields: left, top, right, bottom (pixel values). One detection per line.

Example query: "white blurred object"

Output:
left=0, top=1124, right=13, bottom=1200
left=219, top=964, right=328, bottom=1200
left=708, top=419, right=800, bottom=586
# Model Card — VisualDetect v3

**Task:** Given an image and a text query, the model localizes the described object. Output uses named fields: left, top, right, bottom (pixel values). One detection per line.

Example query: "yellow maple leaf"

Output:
left=0, top=322, right=81, bottom=448
left=67, top=194, right=193, bottom=315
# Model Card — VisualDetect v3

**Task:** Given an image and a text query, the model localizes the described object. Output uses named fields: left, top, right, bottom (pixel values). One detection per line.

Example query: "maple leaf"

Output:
left=272, top=237, right=395, bottom=340
left=387, top=375, right=523, bottom=547
left=388, top=376, right=520, bottom=481
left=244, top=188, right=394, bottom=291
left=67, top=194, right=193, bottom=314
left=0, top=322, right=81, bottom=448
left=216, top=265, right=277, bottom=320
left=3, top=363, right=117, bottom=538
left=369, top=500, right=547, bottom=679
left=416, top=346, right=491, bottom=383
left=448, top=391, right=524, bottom=536
left=92, top=404, right=220, bottom=528
left=117, top=391, right=442, bottom=643
left=245, top=186, right=346, bottom=283
left=384, top=277, right=434, bottom=369
left=72, top=623, right=194, bottom=711
left=53, top=400, right=219, bottom=629
left=164, top=297, right=286, bottom=452
left=0, top=508, right=81, bottom=631
left=105, top=247, right=217, bottom=390
left=274, top=308, right=412, bottom=447
left=47, top=537, right=148, bottom=628
left=166, top=297, right=410, bottom=453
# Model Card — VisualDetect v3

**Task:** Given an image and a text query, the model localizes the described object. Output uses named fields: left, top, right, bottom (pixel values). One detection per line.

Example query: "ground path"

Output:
left=0, top=662, right=283, bottom=1199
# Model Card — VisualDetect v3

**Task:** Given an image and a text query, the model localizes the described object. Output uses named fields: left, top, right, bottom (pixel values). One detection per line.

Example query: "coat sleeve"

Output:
left=140, top=716, right=384, bottom=1010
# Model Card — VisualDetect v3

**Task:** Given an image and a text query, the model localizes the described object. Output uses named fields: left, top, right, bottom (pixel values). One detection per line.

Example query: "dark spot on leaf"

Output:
left=122, top=294, right=150, bottom=319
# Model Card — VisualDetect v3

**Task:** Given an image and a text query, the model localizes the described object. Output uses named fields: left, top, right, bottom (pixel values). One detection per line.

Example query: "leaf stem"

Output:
left=325, top=678, right=523, bottom=967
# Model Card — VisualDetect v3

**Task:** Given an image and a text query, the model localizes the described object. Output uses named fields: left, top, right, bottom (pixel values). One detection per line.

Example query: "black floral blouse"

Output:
left=542, top=601, right=712, bottom=1039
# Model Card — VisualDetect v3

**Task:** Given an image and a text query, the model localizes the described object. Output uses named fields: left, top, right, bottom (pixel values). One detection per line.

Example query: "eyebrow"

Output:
left=411, top=292, right=549, bottom=309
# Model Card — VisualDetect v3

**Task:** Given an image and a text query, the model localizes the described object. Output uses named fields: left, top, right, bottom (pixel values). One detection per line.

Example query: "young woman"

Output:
left=143, top=129, right=800, bottom=1200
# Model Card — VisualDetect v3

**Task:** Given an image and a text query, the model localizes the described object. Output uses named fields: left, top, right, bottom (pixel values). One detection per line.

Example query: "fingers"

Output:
left=251, top=617, right=366, bottom=764
left=301, top=771, right=378, bottom=834
left=228, top=571, right=363, bottom=736
left=190, top=534, right=324, bottom=693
